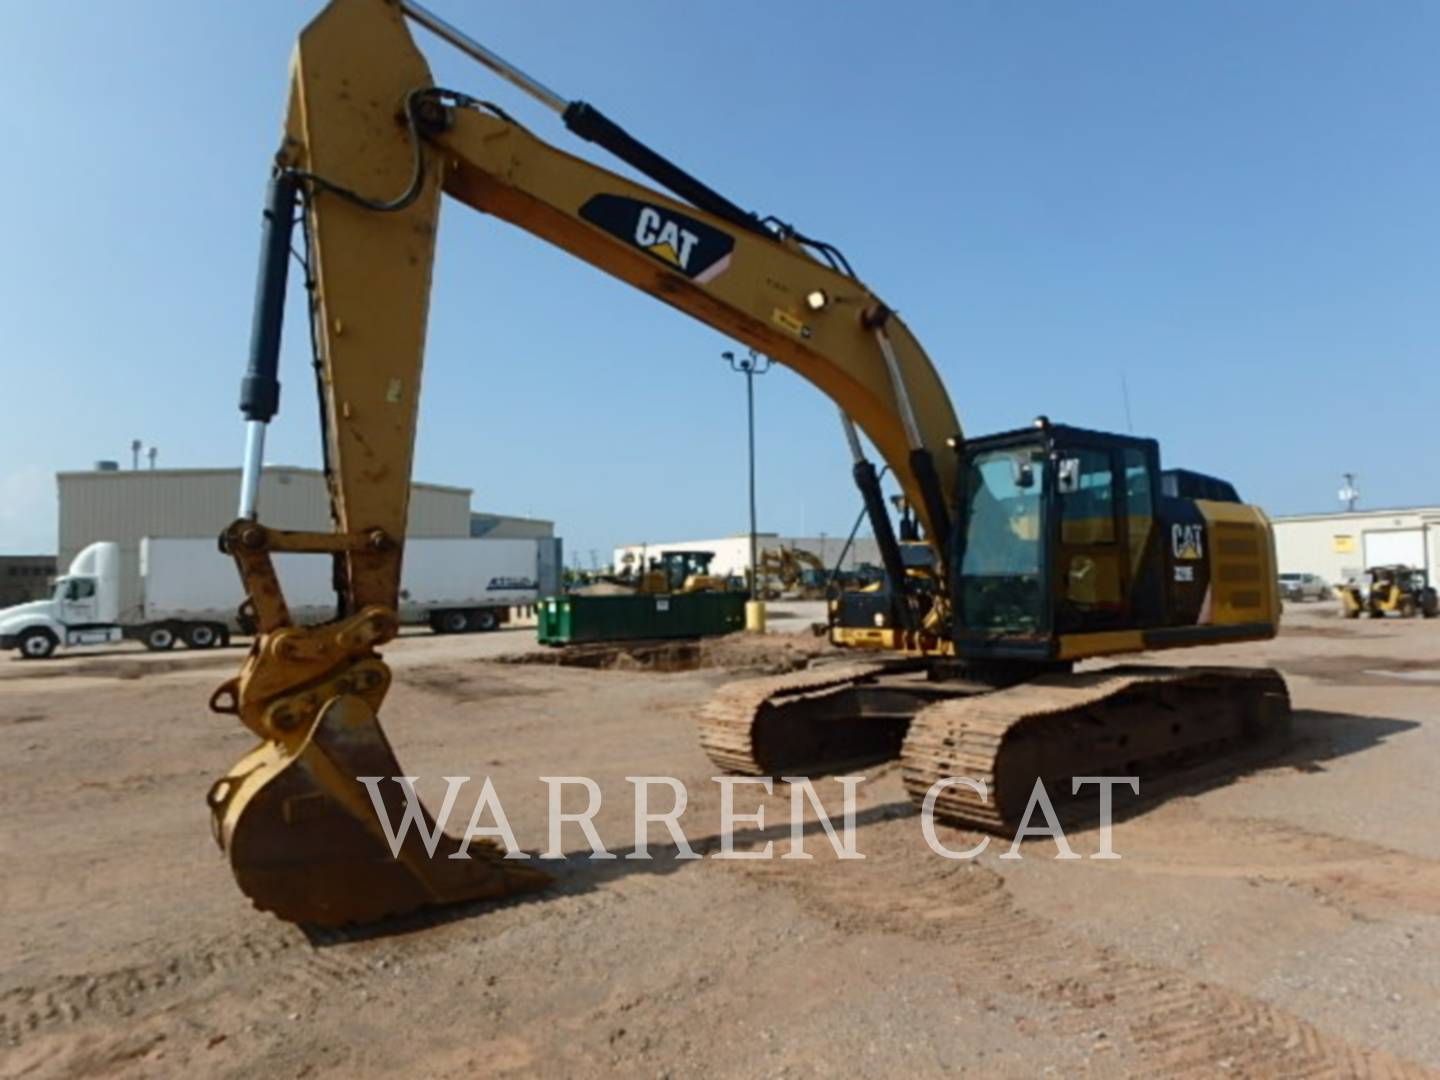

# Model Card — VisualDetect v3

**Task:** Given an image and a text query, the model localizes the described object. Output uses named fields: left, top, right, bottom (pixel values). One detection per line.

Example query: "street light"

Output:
left=1339, top=472, right=1359, bottom=513
left=722, top=348, right=772, bottom=618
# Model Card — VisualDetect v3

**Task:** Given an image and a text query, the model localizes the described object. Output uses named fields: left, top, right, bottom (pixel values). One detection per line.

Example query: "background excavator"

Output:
left=756, top=546, right=828, bottom=599
left=212, top=0, right=1290, bottom=925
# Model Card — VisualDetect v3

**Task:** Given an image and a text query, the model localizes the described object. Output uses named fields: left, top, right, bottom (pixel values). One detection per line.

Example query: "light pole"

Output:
left=1339, top=473, right=1359, bottom=513
left=722, top=348, right=772, bottom=620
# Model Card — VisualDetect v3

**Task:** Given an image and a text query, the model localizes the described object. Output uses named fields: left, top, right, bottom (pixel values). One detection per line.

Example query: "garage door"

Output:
left=1363, top=529, right=1425, bottom=568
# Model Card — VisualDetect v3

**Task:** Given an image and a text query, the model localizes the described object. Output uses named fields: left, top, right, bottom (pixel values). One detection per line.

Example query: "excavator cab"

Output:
left=951, top=420, right=1276, bottom=663
left=953, top=423, right=1156, bottom=650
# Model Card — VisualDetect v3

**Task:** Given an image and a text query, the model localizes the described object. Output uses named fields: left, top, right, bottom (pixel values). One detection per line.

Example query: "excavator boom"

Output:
left=211, top=0, right=961, bottom=925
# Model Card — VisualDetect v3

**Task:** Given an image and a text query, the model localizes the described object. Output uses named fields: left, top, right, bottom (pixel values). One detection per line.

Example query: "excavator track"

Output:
left=699, top=660, right=931, bottom=776
left=900, top=665, right=1292, bottom=832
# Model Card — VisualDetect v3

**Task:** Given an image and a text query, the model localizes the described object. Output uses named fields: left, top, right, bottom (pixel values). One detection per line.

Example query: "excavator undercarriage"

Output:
left=701, top=661, right=1291, bottom=832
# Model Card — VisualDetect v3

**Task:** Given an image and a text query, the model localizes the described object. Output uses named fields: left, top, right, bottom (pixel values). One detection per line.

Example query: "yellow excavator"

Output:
left=210, top=0, right=1290, bottom=925
left=756, top=547, right=828, bottom=599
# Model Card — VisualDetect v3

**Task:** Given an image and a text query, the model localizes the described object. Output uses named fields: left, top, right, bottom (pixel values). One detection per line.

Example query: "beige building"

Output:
left=1272, top=507, right=1440, bottom=585
left=56, top=466, right=515, bottom=616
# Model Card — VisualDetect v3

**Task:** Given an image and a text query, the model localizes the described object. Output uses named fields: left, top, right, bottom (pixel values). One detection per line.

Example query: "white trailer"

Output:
left=0, top=537, right=542, bottom=659
left=395, top=537, right=538, bottom=632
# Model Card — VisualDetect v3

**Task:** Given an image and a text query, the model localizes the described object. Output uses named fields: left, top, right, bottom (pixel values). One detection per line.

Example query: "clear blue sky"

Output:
left=1, top=1, right=1435, bottom=561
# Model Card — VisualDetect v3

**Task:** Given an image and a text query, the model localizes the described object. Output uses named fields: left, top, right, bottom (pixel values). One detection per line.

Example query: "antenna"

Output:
left=1120, top=372, right=1134, bottom=434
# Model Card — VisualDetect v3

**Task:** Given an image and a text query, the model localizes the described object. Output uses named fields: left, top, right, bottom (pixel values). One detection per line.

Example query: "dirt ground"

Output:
left=3, top=603, right=1439, bottom=1078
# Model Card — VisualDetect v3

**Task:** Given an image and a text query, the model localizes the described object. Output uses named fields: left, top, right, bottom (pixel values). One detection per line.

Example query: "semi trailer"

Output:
left=0, top=537, right=546, bottom=658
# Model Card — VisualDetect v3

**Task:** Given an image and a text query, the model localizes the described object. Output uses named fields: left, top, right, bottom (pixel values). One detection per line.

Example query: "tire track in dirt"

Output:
left=738, top=824, right=1436, bottom=1078
left=1, top=882, right=583, bottom=1051
left=1, top=929, right=306, bottom=1047
left=1109, top=813, right=1440, bottom=921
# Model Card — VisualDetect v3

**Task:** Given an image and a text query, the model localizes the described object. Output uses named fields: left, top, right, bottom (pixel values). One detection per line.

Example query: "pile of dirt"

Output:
left=568, top=582, right=636, bottom=597
left=496, top=632, right=839, bottom=675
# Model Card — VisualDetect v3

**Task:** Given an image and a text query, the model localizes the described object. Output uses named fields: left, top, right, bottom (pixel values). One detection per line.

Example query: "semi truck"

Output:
left=0, top=537, right=548, bottom=659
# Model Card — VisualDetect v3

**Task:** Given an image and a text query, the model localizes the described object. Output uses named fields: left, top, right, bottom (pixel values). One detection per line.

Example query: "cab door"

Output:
left=59, top=576, right=99, bottom=627
left=1053, top=448, right=1128, bottom=632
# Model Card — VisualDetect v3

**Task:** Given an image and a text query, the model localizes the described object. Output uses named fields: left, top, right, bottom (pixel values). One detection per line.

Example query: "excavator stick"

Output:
left=206, top=1, right=561, bottom=925
left=209, top=691, right=548, bottom=926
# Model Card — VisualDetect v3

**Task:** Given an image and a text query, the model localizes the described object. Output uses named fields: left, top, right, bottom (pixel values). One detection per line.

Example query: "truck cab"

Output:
left=0, top=542, right=125, bottom=658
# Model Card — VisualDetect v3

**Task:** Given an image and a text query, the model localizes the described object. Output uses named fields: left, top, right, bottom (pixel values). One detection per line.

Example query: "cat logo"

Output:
left=1172, top=523, right=1205, bottom=560
left=634, top=207, right=698, bottom=269
left=579, top=194, right=734, bottom=283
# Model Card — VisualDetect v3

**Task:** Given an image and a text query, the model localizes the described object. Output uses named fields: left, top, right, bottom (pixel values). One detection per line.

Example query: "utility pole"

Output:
left=722, top=348, right=772, bottom=628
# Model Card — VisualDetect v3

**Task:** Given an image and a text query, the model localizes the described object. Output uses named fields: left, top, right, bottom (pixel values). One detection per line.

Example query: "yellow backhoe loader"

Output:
left=633, top=550, right=732, bottom=595
left=1337, top=565, right=1439, bottom=619
left=210, top=0, right=1290, bottom=925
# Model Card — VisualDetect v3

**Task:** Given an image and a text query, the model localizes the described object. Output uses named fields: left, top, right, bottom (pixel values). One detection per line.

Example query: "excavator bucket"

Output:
left=207, top=694, right=550, bottom=926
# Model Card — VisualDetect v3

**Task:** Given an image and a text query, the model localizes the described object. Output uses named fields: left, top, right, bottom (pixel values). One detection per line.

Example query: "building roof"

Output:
left=1272, top=506, right=1440, bottom=523
left=57, top=464, right=472, bottom=497
left=470, top=511, right=555, bottom=527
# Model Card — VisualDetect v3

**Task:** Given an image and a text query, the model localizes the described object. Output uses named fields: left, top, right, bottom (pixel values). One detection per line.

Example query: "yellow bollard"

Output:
left=745, top=600, right=767, bottom=633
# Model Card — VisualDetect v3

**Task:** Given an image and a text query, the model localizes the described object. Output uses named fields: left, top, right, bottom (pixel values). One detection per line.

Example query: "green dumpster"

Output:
left=537, top=593, right=745, bottom=645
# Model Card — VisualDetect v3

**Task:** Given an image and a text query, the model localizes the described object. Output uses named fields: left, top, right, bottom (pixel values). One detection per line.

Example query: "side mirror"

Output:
left=1057, top=457, right=1081, bottom=495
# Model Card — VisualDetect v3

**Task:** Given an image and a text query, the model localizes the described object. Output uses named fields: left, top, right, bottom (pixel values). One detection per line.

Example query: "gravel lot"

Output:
left=2, top=603, right=1437, bottom=1078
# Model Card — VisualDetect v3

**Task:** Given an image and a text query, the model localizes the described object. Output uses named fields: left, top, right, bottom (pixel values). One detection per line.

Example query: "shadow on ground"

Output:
left=307, top=706, right=1417, bottom=945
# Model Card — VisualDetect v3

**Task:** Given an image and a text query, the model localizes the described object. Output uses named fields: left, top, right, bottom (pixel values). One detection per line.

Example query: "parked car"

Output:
left=1278, top=572, right=1331, bottom=602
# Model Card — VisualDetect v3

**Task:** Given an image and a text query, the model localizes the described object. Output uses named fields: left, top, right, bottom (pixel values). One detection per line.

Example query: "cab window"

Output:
left=1057, top=449, right=1115, bottom=544
left=958, top=447, right=1047, bottom=632
left=64, top=579, right=96, bottom=601
left=1124, top=448, right=1152, bottom=518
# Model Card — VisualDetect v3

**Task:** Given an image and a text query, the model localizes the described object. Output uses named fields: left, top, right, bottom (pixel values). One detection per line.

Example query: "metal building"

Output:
left=0, top=555, right=58, bottom=607
left=57, top=466, right=472, bottom=617
left=1272, top=507, right=1440, bottom=585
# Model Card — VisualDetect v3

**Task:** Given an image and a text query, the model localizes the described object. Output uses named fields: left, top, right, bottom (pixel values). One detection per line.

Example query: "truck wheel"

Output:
left=143, top=624, right=178, bottom=651
left=434, top=610, right=470, bottom=634
left=472, top=609, right=499, bottom=632
left=184, top=623, right=221, bottom=649
left=17, top=628, right=58, bottom=659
